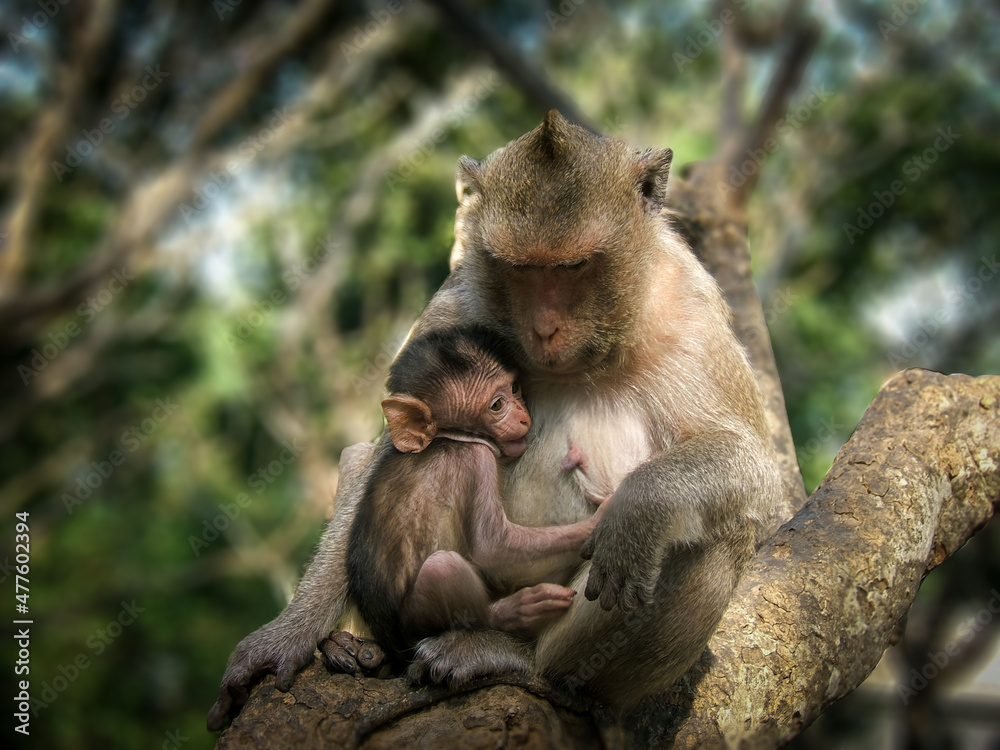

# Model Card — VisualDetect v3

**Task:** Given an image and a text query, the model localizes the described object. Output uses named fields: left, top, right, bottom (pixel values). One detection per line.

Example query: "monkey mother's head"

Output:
left=453, top=110, right=673, bottom=379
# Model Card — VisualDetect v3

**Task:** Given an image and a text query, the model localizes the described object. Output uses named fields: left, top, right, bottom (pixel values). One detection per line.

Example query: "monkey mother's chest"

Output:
left=501, top=400, right=653, bottom=526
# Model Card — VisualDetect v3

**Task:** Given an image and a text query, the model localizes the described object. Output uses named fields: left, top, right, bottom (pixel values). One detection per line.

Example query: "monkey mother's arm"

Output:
left=581, top=427, right=777, bottom=613
left=207, top=442, right=375, bottom=731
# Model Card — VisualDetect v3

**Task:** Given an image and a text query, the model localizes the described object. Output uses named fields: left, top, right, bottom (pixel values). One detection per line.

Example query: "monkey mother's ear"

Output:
left=635, top=148, right=673, bottom=210
left=382, top=395, right=436, bottom=453
left=455, top=156, right=483, bottom=205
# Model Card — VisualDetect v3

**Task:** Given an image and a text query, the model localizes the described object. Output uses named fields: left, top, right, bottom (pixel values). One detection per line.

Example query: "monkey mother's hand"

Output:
left=580, top=501, right=663, bottom=613
left=206, top=620, right=317, bottom=732
left=319, top=630, right=385, bottom=675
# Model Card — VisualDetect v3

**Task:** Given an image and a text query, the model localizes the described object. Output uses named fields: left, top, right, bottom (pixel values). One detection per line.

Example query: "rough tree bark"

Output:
left=213, top=168, right=1000, bottom=748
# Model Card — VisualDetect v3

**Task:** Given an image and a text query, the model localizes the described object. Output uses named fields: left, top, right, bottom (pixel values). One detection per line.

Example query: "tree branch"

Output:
left=189, top=0, right=338, bottom=150
left=660, top=369, right=1000, bottom=747
left=730, top=19, right=820, bottom=204
left=731, top=0, right=805, bottom=49
left=0, top=0, right=118, bottom=298
left=423, top=0, right=596, bottom=131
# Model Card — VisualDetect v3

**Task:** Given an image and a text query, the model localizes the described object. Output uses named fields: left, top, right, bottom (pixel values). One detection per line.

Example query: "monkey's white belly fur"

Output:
left=497, top=387, right=653, bottom=588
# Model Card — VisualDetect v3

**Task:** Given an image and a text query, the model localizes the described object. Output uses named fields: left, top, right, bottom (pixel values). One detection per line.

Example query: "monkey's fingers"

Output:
left=618, top=558, right=662, bottom=612
left=320, top=631, right=388, bottom=673
left=518, top=598, right=573, bottom=628
left=230, top=682, right=250, bottom=712
left=207, top=676, right=252, bottom=731
left=615, top=582, right=641, bottom=613
left=320, top=638, right=358, bottom=674
left=320, top=632, right=386, bottom=672
left=275, top=659, right=302, bottom=691
left=206, top=692, right=231, bottom=732
left=405, top=655, right=429, bottom=685
left=329, top=630, right=359, bottom=655
left=531, top=583, right=576, bottom=600
left=329, top=630, right=385, bottom=669
left=326, top=653, right=359, bottom=674
left=511, top=583, right=575, bottom=605
left=355, top=640, right=385, bottom=670
left=583, top=564, right=607, bottom=602
left=598, top=579, right=622, bottom=612
left=584, top=558, right=626, bottom=610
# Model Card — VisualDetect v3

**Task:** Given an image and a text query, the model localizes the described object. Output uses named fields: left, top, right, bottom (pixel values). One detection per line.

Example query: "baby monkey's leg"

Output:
left=404, top=550, right=492, bottom=634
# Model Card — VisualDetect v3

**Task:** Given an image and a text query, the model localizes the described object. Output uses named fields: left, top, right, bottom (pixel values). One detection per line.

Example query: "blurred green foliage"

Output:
left=1, top=1, right=998, bottom=748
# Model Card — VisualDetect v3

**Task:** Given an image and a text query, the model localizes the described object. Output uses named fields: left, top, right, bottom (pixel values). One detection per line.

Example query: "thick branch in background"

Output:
left=717, top=0, right=820, bottom=208
left=732, top=19, right=820, bottom=205
left=0, top=0, right=118, bottom=297
left=189, top=0, right=338, bottom=149
left=0, top=0, right=337, bottom=343
left=423, top=0, right=596, bottom=131
left=643, top=368, right=1000, bottom=747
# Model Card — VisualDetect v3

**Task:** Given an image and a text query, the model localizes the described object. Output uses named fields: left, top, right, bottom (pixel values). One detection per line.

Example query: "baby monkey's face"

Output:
left=430, top=357, right=531, bottom=458
left=482, top=374, right=530, bottom=458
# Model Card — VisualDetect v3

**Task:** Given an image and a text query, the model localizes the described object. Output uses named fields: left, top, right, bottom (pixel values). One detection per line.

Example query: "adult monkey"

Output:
left=401, top=110, right=781, bottom=708
left=208, top=111, right=781, bottom=728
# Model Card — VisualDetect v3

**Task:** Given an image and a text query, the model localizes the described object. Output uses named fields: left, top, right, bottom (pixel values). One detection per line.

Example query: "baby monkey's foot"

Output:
left=320, top=630, right=386, bottom=675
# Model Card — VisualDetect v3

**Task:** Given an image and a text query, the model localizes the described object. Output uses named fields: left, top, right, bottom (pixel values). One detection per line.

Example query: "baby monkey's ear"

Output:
left=382, top=395, right=436, bottom=453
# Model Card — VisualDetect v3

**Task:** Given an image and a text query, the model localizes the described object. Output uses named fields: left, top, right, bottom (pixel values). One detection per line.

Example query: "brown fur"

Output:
left=345, top=329, right=603, bottom=666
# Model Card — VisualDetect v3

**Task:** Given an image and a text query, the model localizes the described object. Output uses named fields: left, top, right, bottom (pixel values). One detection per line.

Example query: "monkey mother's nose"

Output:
left=532, top=322, right=559, bottom=348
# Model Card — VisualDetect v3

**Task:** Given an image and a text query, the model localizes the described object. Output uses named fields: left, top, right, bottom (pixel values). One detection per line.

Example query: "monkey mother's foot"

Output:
left=320, top=630, right=386, bottom=675
left=406, top=630, right=533, bottom=687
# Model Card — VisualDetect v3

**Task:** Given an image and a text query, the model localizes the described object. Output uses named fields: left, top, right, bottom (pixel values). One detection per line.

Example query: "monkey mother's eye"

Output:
left=490, top=397, right=505, bottom=413
left=561, top=259, right=588, bottom=272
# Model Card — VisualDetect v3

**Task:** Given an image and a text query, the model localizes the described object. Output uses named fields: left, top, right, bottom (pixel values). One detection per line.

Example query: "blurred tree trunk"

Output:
left=214, top=167, right=1000, bottom=749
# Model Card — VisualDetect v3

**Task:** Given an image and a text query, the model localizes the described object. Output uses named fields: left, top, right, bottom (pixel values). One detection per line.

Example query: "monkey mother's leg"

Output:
left=208, top=441, right=375, bottom=731
left=534, top=523, right=756, bottom=711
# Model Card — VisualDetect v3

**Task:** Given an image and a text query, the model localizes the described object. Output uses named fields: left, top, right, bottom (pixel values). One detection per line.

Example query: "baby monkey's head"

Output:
left=383, top=326, right=531, bottom=458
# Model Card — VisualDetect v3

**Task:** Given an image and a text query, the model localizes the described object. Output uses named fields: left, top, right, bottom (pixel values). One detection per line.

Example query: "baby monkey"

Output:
left=344, top=326, right=603, bottom=668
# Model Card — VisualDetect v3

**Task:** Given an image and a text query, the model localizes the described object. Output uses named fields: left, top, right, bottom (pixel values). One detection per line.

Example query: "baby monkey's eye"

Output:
left=511, top=380, right=522, bottom=397
left=490, top=397, right=505, bottom=413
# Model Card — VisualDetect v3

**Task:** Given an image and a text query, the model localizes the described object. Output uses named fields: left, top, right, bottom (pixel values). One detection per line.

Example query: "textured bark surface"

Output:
left=217, top=369, right=1000, bottom=749
left=216, top=668, right=608, bottom=749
